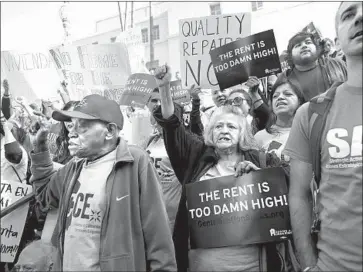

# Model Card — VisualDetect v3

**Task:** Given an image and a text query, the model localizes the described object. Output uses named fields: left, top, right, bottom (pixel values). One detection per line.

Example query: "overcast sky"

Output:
left=1, top=1, right=149, bottom=51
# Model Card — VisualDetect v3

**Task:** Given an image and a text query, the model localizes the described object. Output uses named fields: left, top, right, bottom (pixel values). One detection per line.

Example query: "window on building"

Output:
left=110, top=37, right=117, bottom=43
left=141, top=28, right=148, bottom=43
left=152, top=25, right=160, bottom=40
left=251, top=1, right=263, bottom=12
left=210, top=3, right=221, bottom=15
left=92, top=41, right=98, bottom=45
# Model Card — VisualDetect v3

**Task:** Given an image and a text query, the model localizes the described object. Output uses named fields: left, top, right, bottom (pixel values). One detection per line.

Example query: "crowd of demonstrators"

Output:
left=255, top=74, right=305, bottom=163
left=282, top=31, right=347, bottom=101
left=2, top=2, right=361, bottom=272
left=286, top=2, right=362, bottom=272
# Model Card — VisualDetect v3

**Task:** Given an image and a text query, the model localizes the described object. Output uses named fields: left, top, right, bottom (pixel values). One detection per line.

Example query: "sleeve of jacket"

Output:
left=153, top=105, right=205, bottom=183
left=190, top=98, right=204, bottom=137
left=1, top=95, right=12, bottom=119
left=253, top=103, right=271, bottom=132
left=139, top=155, right=177, bottom=271
left=30, top=149, right=70, bottom=211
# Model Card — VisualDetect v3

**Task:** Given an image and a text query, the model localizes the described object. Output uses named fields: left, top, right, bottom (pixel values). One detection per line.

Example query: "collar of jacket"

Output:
left=114, top=137, right=134, bottom=165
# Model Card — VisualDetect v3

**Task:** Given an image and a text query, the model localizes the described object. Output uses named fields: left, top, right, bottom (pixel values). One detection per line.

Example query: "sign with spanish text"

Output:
left=186, top=167, right=291, bottom=249
left=49, top=43, right=131, bottom=101
left=209, top=30, right=281, bottom=90
left=170, top=80, right=190, bottom=105
left=1, top=180, right=32, bottom=262
left=119, top=73, right=157, bottom=107
left=179, top=13, right=251, bottom=89
left=0, top=50, right=61, bottom=101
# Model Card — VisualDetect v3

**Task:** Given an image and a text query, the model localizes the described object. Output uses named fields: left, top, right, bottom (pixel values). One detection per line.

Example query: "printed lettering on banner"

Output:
left=186, top=167, right=291, bottom=249
left=1, top=180, right=32, bottom=263
left=1, top=50, right=60, bottom=101
left=209, top=29, right=282, bottom=90
left=179, top=13, right=251, bottom=89
left=120, top=73, right=158, bottom=107
left=49, top=44, right=131, bottom=102
left=170, top=80, right=191, bottom=105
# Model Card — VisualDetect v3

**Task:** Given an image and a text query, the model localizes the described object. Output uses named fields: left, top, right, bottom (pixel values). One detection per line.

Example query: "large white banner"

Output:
left=179, top=13, right=251, bottom=89
left=1, top=50, right=61, bottom=101
left=50, top=43, right=131, bottom=102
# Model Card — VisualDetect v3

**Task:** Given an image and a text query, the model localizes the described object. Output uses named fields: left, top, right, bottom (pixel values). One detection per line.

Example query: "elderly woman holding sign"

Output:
left=152, top=65, right=291, bottom=272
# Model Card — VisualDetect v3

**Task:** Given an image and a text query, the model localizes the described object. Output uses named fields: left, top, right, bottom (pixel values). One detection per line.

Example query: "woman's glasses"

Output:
left=225, top=97, right=246, bottom=106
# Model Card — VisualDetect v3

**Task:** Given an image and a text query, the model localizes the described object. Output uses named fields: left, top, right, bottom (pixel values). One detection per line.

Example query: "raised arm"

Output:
left=153, top=65, right=205, bottom=183
left=189, top=85, right=204, bottom=137
left=2, top=80, right=12, bottom=119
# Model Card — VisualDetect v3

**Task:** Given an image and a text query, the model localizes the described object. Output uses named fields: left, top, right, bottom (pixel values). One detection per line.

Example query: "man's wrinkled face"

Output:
left=211, top=89, right=231, bottom=107
left=336, top=2, right=362, bottom=57
left=291, top=37, right=318, bottom=66
left=67, top=118, right=108, bottom=158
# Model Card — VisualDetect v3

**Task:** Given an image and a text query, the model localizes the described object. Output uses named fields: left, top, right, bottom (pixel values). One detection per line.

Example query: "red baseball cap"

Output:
left=52, top=94, right=124, bottom=129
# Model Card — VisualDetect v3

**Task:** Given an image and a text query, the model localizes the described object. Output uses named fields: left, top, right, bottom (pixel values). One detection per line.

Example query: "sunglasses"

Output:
left=225, top=97, right=246, bottom=106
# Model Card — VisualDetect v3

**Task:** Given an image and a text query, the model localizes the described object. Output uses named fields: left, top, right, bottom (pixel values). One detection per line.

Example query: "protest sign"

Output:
left=186, top=167, right=291, bottom=249
left=49, top=43, right=131, bottom=101
left=279, top=53, right=291, bottom=72
left=179, top=13, right=251, bottom=89
left=1, top=180, right=32, bottom=262
left=209, top=29, right=282, bottom=90
left=1, top=50, right=60, bottom=101
left=302, top=22, right=323, bottom=42
left=119, top=73, right=157, bottom=107
left=170, top=80, right=190, bottom=105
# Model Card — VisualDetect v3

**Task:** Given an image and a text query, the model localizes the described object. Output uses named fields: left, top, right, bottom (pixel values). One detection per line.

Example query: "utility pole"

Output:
left=124, top=2, right=128, bottom=30
left=149, top=2, right=154, bottom=64
left=117, top=2, right=124, bottom=31
left=130, top=1, right=134, bottom=28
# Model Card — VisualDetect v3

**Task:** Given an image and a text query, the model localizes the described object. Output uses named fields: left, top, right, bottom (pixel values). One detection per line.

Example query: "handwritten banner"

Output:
left=49, top=43, right=131, bottom=101
left=119, top=73, right=158, bottom=107
left=179, top=13, right=251, bottom=89
left=0, top=50, right=61, bottom=101
left=209, top=30, right=282, bottom=90
left=170, top=80, right=190, bottom=105
left=1, top=180, right=32, bottom=262
left=186, top=167, right=291, bottom=249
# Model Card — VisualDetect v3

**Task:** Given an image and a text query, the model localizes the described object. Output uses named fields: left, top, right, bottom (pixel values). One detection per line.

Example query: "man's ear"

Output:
left=105, top=123, right=119, bottom=140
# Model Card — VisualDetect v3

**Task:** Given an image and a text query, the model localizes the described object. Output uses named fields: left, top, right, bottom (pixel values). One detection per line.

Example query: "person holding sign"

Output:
left=29, top=94, right=176, bottom=271
left=255, top=74, right=305, bottom=163
left=227, top=76, right=271, bottom=135
left=153, top=65, right=290, bottom=272
left=282, top=31, right=347, bottom=101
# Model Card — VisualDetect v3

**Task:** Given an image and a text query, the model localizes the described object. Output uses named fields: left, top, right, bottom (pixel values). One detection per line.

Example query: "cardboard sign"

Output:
left=1, top=180, right=32, bottom=262
left=170, top=80, right=190, bottom=105
left=49, top=43, right=131, bottom=101
left=0, top=50, right=61, bottom=101
left=186, top=167, right=291, bottom=249
left=179, top=13, right=251, bottom=89
left=119, top=73, right=157, bottom=107
left=209, top=30, right=282, bottom=90
left=302, top=22, right=323, bottom=42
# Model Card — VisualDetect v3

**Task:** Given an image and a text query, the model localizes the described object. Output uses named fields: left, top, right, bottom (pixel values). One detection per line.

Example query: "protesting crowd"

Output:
left=0, top=2, right=362, bottom=272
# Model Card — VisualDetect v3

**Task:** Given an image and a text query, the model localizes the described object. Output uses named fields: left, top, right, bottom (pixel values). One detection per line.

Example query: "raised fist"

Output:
left=3, top=79, right=9, bottom=94
left=245, top=76, right=260, bottom=93
left=154, top=64, right=172, bottom=88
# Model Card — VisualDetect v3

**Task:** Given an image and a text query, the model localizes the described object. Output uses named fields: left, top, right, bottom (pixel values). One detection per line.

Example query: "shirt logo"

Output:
left=116, top=195, right=129, bottom=201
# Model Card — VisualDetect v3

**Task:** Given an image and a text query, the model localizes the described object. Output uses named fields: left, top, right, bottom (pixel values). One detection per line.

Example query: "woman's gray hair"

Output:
left=204, top=105, right=260, bottom=151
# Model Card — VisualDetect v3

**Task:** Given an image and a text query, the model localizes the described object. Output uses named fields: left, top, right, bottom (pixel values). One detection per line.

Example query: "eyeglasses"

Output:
left=225, top=97, right=246, bottom=106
